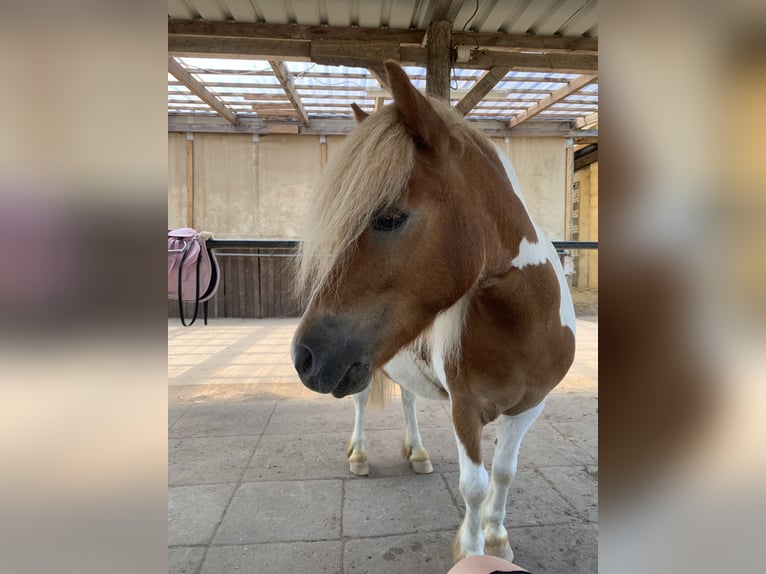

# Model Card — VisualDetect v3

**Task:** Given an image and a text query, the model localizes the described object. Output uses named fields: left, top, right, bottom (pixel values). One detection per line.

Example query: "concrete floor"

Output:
left=169, top=317, right=597, bottom=574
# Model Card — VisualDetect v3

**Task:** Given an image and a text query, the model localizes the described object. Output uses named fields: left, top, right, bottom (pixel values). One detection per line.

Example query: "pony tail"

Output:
left=367, top=369, right=395, bottom=410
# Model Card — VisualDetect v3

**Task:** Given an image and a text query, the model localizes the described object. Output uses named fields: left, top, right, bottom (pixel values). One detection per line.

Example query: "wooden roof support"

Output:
left=574, top=111, right=599, bottom=128
left=167, top=20, right=597, bottom=54
left=431, top=0, right=457, bottom=23
left=454, top=66, right=511, bottom=116
left=168, top=57, right=238, bottom=126
left=401, top=46, right=597, bottom=73
left=169, top=37, right=596, bottom=73
left=426, top=20, right=452, bottom=102
left=268, top=60, right=309, bottom=126
left=508, top=74, right=598, bottom=128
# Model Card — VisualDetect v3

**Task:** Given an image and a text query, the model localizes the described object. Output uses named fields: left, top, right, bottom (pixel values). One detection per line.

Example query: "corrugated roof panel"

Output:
left=168, top=0, right=196, bottom=19
left=226, top=0, right=259, bottom=22
left=257, top=0, right=289, bottom=23
left=388, top=0, right=416, bottom=29
left=558, top=0, right=598, bottom=36
left=290, top=0, right=322, bottom=25
left=187, top=0, right=227, bottom=21
left=325, top=0, right=352, bottom=26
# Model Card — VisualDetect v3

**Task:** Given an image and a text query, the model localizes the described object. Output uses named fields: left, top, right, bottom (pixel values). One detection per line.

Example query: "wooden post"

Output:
left=185, top=133, right=194, bottom=228
left=426, top=20, right=451, bottom=102
left=319, top=135, right=327, bottom=170
left=565, top=137, right=574, bottom=241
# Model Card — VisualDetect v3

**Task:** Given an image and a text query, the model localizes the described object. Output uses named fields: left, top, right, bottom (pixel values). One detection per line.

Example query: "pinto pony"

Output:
left=291, top=61, right=576, bottom=562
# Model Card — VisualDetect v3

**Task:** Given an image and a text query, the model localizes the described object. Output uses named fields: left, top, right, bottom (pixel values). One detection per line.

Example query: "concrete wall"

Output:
left=168, top=133, right=568, bottom=240
left=168, top=132, right=187, bottom=230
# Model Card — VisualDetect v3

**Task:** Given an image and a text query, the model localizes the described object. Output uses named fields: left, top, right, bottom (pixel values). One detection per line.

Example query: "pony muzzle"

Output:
left=291, top=334, right=373, bottom=397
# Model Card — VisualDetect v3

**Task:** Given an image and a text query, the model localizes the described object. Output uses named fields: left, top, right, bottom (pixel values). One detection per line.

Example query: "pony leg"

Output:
left=400, top=387, right=433, bottom=474
left=346, top=386, right=371, bottom=476
left=451, top=409, right=489, bottom=562
left=481, top=401, right=545, bottom=561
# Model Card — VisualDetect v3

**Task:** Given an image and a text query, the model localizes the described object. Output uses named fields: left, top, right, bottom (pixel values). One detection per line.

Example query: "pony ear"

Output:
left=350, top=102, right=369, bottom=123
left=384, top=60, right=446, bottom=150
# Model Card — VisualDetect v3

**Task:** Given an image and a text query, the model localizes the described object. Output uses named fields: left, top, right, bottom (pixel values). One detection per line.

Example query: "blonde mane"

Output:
left=296, top=96, right=494, bottom=302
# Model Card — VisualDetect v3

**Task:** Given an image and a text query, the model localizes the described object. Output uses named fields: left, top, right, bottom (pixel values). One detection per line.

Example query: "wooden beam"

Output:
left=426, top=20, right=452, bottom=101
left=168, top=20, right=596, bottom=54
left=268, top=60, right=309, bottom=126
left=170, top=35, right=596, bottom=73
left=400, top=46, right=597, bottom=73
left=168, top=58, right=238, bottom=125
left=574, top=111, right=599, bottom=128
left=311, top=41, right=399, bottom=67
left=453, top=32, right=597, bottom=54
left=454, top=67, right=511, bottom=116
left=169, top=36, right=311, bottom=61
left=320, top=137, right=327, bottom=170
left=186, top=135, right=194, bottom=227
left=509, top=74, right=598, bottom=128
left=266, top=124, right=299, bottom=134
left=168, top=115, right=595, bottom=138
left=168, top=19, right=425, bottom=44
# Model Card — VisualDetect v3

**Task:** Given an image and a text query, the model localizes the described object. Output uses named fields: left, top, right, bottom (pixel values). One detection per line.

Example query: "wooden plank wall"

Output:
left=168, top=247, right=304, bottom=320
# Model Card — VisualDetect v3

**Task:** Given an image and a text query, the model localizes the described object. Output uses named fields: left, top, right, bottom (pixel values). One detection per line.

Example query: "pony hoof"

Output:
left=484, top=536, right=514, bottom=562
left=411, top=459, right=433, bottom=474
left=349, top=461, right=370, bottom=476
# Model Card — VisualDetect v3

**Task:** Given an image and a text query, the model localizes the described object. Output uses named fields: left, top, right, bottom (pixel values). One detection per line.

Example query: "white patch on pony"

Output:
left=385, top=349, right=447, bottom=400
left=542, top=230, right=577, bottom=333
left=510, top=237, right=549, bottom=269
left=431, top=290, right=473, bottom=388
left=454, top=431, right=489, bottom=557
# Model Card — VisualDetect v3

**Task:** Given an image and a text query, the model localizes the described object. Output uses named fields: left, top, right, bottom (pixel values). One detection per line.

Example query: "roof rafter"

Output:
left=168, top=57, right=238, bottom=125
left=574, top=111, right=599, bottom=128
left=454, top=67, right=511, bottom=116
left=509, top=74, right=598, bottom=128
left=268, top=60, right=309, bottom=126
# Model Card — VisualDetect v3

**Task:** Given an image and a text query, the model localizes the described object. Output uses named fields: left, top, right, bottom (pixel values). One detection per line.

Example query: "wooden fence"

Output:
left=168, top=246, right=304, bottom=320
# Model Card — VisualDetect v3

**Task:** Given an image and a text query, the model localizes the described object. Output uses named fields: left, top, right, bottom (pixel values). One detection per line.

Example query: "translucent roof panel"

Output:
left=168, top=57, right=597, bottom=124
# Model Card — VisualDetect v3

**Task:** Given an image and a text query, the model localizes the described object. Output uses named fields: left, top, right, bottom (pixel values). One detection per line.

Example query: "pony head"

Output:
left=291, top=61, right=513, bottom=397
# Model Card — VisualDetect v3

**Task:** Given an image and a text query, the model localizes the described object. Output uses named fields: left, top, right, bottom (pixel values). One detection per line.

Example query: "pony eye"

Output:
left=371, top=210, right=408, bottom=232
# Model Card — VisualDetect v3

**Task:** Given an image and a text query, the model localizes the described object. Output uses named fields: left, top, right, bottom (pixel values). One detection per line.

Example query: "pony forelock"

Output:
left=296, top=105, right=415, bottom=301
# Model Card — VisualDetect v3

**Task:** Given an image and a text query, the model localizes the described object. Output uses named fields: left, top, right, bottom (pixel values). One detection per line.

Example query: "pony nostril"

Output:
left=293, top=344, right=314, bottom=377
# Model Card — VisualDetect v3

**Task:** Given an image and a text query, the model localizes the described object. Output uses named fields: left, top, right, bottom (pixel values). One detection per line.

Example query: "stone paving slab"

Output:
left=242, top=431, right=356, bottom=481
left=548, top=421, right=598, bottom=463
left=344, top=530, right=455, bottom=573
left=200, top=541, right=344, bottom=574
left=169, top=436, right=256, bottom=486
left=168, top=546, right=205, bottom=574
left=169, top=402, right=275, bottom=438
left=509, top=523, right=598, bottom=574
left=542, top=391, right=598, bottom=423
left=537, top=465, right=599, bottom=523
left=213, top=480, right=343, bottom=544
left=343, top=474, right=461, bottom=537
left=168, top=483, right=235, bottom=546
